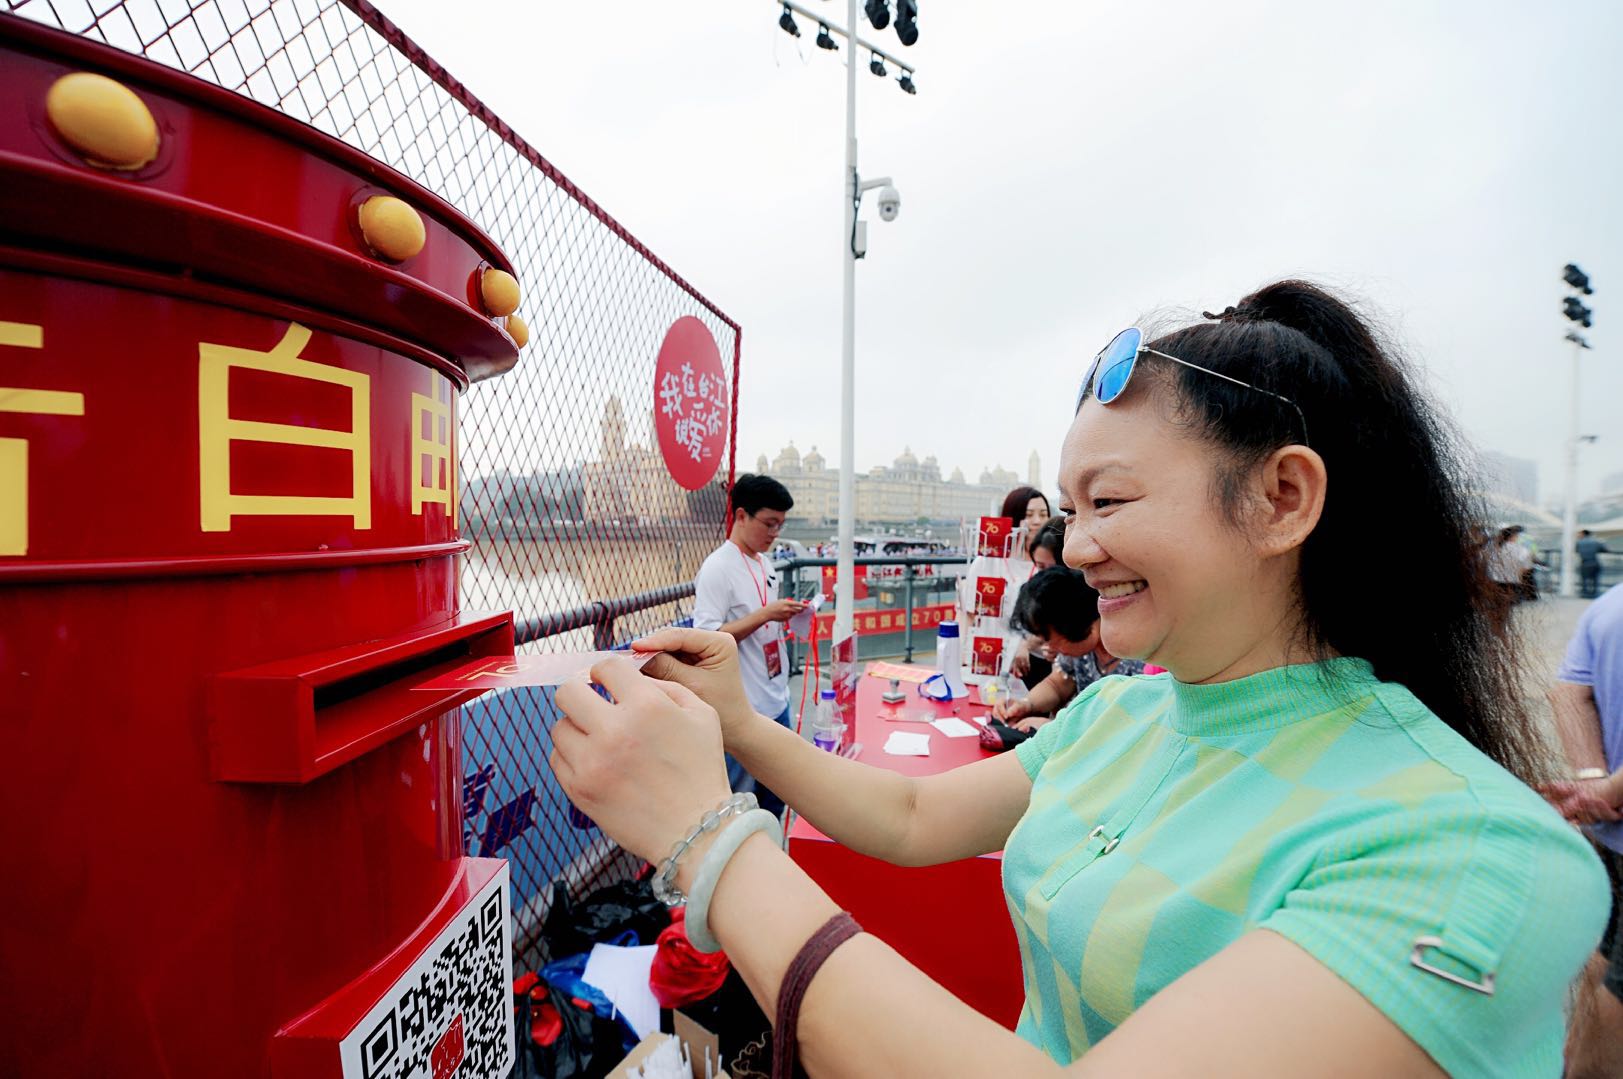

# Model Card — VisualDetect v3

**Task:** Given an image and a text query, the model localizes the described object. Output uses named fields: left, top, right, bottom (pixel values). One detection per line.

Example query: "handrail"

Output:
left=773, top=554, right=968, bottom=570
left=513, top=583, right=696, bottom=648
left=511, top=554, right=970, bottom=652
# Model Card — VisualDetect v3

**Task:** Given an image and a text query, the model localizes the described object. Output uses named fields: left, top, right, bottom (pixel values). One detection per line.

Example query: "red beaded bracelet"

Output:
left=772, top=911, right=863, bottom=1079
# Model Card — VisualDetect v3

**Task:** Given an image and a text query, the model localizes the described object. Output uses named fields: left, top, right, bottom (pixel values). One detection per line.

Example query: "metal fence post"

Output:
left=903, top=563, right=916, bottom=663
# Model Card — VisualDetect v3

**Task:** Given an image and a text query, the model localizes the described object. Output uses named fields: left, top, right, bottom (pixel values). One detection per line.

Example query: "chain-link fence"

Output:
left=3, top=0, right=741, bottom=971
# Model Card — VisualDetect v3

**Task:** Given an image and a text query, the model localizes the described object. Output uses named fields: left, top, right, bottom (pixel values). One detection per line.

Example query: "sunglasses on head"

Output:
left=1077, top=327, right=1310, bottom=447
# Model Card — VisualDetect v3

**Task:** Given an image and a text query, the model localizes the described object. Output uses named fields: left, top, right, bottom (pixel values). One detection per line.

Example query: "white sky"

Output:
left=381, top=0, right=1623, bottom=505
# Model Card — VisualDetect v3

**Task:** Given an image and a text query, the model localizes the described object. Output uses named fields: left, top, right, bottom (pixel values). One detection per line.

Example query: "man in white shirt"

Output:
left=693, top=473, right=807, bottom=815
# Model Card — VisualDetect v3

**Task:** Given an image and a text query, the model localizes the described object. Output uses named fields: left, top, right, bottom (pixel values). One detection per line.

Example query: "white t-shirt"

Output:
left=1488, top=541, right=1533, bottom=584
left=694, top=540, right=789, bottom=717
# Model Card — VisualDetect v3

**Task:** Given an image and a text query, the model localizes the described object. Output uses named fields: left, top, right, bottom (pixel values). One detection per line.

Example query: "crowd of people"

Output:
left=548, top=279, right=1621, bottom=1076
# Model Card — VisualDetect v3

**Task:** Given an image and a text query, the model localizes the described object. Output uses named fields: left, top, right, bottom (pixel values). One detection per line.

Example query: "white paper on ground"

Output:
left=883, top=730, right=932, bottom=756
left=787, top=591, right=826, bottom=639
left=930, top=717, right=980, bottom=738
left=582, top=942, right=660, bottom=1039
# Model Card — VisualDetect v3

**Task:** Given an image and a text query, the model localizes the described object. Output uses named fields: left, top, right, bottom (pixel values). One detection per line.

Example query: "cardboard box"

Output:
left=610, top=1015, right=730, bottom=1079
left=610, top=1032, right=672, bottom=1078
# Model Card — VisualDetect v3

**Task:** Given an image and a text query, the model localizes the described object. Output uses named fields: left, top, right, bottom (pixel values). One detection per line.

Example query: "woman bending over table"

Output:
left=996, top=565, right=1147, bottom=733
left=549, top=280, right=1607, bottom=1077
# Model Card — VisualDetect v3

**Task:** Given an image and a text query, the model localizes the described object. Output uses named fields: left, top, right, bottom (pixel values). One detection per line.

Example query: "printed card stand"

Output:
left=959, top=517, right=1026, bottom=686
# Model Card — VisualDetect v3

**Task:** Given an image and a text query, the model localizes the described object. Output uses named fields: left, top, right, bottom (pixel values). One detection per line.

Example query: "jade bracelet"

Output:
left=651, top=791, right=758, bottom=907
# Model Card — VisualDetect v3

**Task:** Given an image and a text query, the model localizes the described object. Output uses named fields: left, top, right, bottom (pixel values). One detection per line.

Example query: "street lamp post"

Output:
left=837, top=0, right=859, bottom=654
left=1559, top=263, right=1595, bottom=597
left=774, top=1, right=917, bottom=653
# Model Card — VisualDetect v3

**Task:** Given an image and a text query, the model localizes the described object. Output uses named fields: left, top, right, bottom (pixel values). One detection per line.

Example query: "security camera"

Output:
left=877, top=185, right=901, bottom=222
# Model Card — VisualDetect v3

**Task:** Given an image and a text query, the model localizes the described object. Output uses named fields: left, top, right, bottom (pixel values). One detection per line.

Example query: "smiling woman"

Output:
left=549, top=280, right=1609, bottom=1078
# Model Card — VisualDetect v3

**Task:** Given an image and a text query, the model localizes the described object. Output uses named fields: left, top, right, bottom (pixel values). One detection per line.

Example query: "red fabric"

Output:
left=649, top=907, right=731, bottom=1008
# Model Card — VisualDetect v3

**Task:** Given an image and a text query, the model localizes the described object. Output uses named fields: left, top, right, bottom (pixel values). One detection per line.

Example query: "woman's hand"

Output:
left=1539, top=779, right=1623, bottom=825
left=993, top=697, right=1032, bottom=723
left=1009, top=641, right=1031, bottom=678
left=633, top=628, right=758, bottom=742
left=1010, top=714, right=1051, bottom=734
left=551, top=656, right=733, bottom=865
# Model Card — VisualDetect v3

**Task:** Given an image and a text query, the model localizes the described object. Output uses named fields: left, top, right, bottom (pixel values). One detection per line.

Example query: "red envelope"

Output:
left=411, top=651, right=653, bottom=691
left=971, top=636, right=1005, bottom=676
left=978, top=516, right=1014, bottom=558
left=974, top=576, right=1007, bottom=618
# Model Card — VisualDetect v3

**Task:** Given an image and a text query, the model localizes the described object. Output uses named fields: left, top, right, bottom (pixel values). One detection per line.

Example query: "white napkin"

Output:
left=883, top=731, right=932, bottom=756
left=930, top=717, right=980, bottom=738
left=581, top=943, right=659, bottom=1038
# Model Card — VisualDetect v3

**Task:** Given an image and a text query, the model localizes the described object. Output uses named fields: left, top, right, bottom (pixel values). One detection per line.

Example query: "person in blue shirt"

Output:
left=1577, top=530, right=1613, bottom=600
left=1548, top=582, right=1623, bottom=1076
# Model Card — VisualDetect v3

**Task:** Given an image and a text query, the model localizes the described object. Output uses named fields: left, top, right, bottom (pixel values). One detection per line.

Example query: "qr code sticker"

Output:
left=340, top=862, right=514, bottom=1079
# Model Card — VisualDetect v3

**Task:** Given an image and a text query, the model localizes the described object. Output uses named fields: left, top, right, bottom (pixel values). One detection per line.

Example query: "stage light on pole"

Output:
left=895, top=0, right=918, bottom=45
left=779, top=4, right=800, bottom=37
left=762, top=0, right=917, bottom=668
left=1557, top=262, right=1597, bottom=597
left=1564, top=263, right=1594, bottom=295
left=816, top=23, right=839, bottom=50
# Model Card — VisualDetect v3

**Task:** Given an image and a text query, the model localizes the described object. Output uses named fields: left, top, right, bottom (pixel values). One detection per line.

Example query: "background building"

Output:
left=754, top=442, right=1038, bottom=527
left=579, top=395, right=693, bottom=524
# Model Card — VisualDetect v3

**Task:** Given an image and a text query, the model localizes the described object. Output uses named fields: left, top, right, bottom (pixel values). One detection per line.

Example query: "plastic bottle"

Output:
left=811, top=688, right=841, bottom=752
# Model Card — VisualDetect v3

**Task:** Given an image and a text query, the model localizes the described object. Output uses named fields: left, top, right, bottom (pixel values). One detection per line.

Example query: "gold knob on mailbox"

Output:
left=505, top=314, right=530, bottom=349
left=480, top=269, right=521, bottom=317
left=357, top=195, right=426, bottom=261
left=46, top=72, right=160, bottom=171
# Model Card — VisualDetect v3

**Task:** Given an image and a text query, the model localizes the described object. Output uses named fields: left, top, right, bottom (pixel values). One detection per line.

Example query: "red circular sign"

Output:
left=653, top=316, right=729, bottom=490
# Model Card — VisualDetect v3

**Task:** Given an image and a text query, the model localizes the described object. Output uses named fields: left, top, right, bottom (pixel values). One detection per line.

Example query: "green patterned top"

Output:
left=1006, top=658, right=1608, bottom=1076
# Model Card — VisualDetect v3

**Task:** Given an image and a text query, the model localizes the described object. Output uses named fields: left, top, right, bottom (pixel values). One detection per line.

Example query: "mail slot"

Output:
left=210, top=611, right=516, bottom=784
left=1, top=20, right=522, bottom=1078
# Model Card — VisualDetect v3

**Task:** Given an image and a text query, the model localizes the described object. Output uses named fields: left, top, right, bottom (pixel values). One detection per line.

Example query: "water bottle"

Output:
left=811, top=687, right=841, bottom=752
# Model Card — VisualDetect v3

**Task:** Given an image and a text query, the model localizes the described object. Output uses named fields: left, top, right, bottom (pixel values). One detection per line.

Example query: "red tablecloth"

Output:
left=786, top=672, right=1025, bottom=1028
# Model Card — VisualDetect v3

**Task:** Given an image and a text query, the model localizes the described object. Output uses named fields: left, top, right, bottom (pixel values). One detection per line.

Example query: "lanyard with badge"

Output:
left=738, top=545, right=783, bottom=679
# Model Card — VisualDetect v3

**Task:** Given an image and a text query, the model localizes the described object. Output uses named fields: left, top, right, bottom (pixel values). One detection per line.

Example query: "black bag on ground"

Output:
left=541, top=877, right=670, bottom=959
left=513, top=983, right=627, bottom=1079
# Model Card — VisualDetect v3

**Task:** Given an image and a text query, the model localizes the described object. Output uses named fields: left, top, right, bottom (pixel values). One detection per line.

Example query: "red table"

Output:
left=787, top=673, right=1025, bottom=1028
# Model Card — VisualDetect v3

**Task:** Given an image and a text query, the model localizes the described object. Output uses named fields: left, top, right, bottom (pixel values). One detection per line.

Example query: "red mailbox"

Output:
left=1, top=19, right=523, bottom=1077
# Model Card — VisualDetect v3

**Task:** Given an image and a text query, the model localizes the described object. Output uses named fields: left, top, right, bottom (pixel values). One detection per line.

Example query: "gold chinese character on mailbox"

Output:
left=198, top=323, right=371, bottom=532
left=411, top=375, right=455, bottom=524
left=1, top=321, right=85, bottom=557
